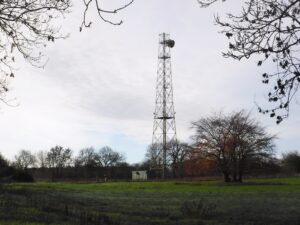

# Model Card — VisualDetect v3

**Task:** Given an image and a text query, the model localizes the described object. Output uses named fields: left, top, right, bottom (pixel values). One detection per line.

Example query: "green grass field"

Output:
left=10, top=176, right=300, bottom=193
left=1, top=177, right=300, bottom=225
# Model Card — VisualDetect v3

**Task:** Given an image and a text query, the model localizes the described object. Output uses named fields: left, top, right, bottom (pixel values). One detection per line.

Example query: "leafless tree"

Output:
left=0, top=152, right=8, bottom=168
left=145, top=143, right=163, bottom=169
left=192, top=110, right=275, bottom=182
left=80, top=0, right=134, bottom=29
left=167, top=141, right=191, bottom=178
left=45, top=146, right=72, bottom=179
left=145, top=141, right=191, bottom=177
left=13, top=150, right=36, bottom=170
left=0, top=0, right=71, bottom=105
left=0, top=0, right=134, bottom=104
left=46, top=146, right=72, bottom=168
left=282, top=150, right=300, bottom=173
left=36, top=150, right=48, bottom=168
left=74, top=147, right=100, bottom=167
left=198, top=0, right=300, bottom=123
left=98, top=146, right=125, bottom=167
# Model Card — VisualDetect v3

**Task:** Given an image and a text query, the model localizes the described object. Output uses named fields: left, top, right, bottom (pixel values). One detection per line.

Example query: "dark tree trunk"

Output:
left=237, top=159, right=244, bottom=182
left=238, top=171, right=243, bottom=182
left=231, top=154, right=238, bottom=182
left=233, top=173, right=238, bottom=182
left=223, top=171, right=231, bottom=182
left=172, top=164, right=176, bottom=178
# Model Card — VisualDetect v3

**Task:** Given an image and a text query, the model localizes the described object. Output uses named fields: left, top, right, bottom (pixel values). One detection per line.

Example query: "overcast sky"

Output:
left=0, top=0, right=299, bottom=163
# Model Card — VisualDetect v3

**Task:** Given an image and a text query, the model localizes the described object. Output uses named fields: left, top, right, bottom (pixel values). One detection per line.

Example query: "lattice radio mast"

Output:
left=152, top=33, right=177, bottom=179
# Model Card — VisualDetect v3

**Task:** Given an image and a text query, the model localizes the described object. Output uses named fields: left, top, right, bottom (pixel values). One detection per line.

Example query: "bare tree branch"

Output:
left=80, top=0, right=134, bottom=29
left=0, top=0, right=134, bottom=106
left=198, top=0, right=300, bottom=123
left=197, top=0, right=222, bottom=8
left=0, top=0, right=72, bottom=106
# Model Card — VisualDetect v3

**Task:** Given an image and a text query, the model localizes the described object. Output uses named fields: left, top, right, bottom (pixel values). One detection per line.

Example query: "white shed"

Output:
left=132, top=170, right=147, bottom=181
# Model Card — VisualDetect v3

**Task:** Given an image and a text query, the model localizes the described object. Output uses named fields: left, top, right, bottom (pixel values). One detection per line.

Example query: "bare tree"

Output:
left=167, top=141, right=191, bottom=178
left=98, top=146, right=125, bottom=167
left=198, top=0, right=300, bottom=123
left=0, top=0, right=71, bottom=105
left=80, top=0, right=134, bottom=29
left=46, top=146, right=72, bottom=179
left=145, top=143, right=163, bottom=169
left=75, top=147, right=100, bottom=168
left=0, top=152, right=8, bottom=168
left=145, top=141, right=191, bottom=178
left=36, top=150, right=48, bottom=168
left=46, top=146, right=72, bottom=169
left=192, top=112, right=233, bottom=182
left=0, top=0, right=134, bottom=104
left=13, top=150, right=36, bottom=170
left=226, top=111, right=276, bottom=181
left=282, top=151, right=300, bottom=173
left=192, top=110, right=275, bottom=182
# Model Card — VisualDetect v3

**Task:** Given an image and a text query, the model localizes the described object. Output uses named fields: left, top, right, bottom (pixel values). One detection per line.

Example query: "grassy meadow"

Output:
left=1, top=177, right=300, bottom=225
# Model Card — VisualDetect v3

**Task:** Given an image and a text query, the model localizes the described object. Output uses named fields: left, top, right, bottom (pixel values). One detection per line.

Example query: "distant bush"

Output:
left=282, top=151, right=300, bottom=174
left=0, top=153, right=8, bottom=168
left=11, top=171, right=34, bottom=182
left=0, top=166, right=16, bottom=178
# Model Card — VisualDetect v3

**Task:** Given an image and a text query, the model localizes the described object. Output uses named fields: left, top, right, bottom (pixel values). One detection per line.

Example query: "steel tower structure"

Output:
left=152, top=33, right=177, bottom=179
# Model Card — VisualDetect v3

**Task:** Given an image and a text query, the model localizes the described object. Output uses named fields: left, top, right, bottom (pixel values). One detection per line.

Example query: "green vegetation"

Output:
left=1, top=177, right=300, bottom=225
left=11, top=176, right=300, bottom=193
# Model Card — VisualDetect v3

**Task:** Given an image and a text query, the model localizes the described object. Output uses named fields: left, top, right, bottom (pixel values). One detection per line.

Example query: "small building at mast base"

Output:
left=132, top=170, right=147, bottom=181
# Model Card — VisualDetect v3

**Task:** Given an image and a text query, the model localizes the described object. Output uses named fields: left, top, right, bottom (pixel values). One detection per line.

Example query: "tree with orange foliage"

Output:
left=191, top=110, right=275, bottom=182
left=183, top=155, right=217, bottom=177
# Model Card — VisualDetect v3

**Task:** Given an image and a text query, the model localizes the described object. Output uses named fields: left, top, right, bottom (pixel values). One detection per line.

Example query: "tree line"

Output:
left=10, top=146, right=125, bottom=170
left=0, top=145, right=126, bottom=182
left=144, top=110, right=300, bottom=182
left=1, top=111, right=300, bottom=182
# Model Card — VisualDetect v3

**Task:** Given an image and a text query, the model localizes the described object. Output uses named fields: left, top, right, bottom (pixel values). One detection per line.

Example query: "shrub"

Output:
left=12, top=171, right=35, bottom=182
left=0, top=153, right=8, bottom=168
left=0, top=166, right=16, bottom=179
left=282, top=151, right=300, bottom=174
